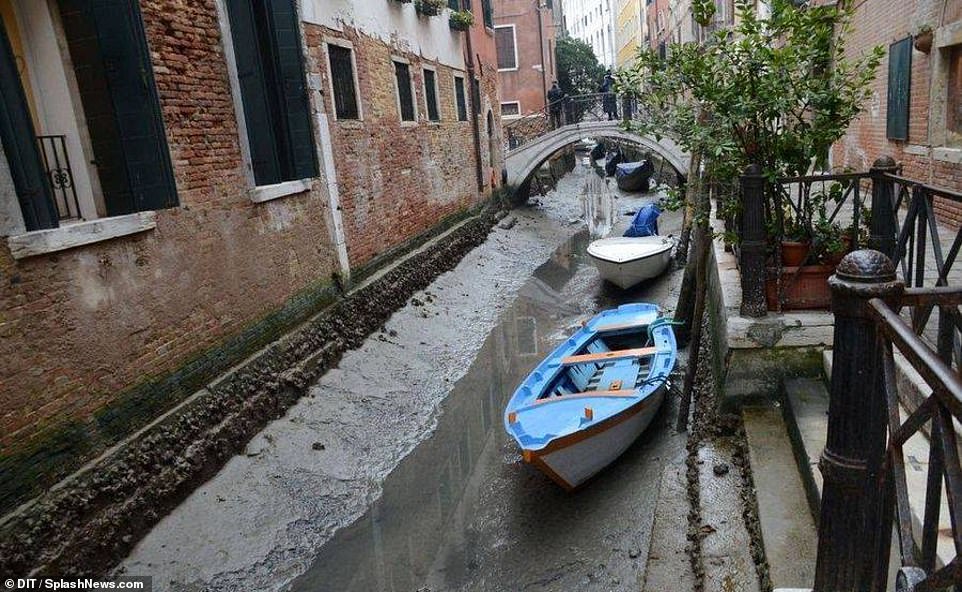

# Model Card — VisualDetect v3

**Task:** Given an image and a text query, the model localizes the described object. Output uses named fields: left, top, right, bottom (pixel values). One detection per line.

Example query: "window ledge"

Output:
left=933, top=147, right=962, bottom=164
left=7, top=212, right=157, bottom=260
left=249, top=178, right=313, bottom=204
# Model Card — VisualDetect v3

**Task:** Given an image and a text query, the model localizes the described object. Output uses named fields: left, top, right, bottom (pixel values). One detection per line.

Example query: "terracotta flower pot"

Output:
left=915, top=30, right=933, bottom=53
left=781, top=240, right=812, bottom=267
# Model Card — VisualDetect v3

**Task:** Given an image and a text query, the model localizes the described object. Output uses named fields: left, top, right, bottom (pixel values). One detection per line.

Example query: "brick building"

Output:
left=0, top=0, right=500, bottom=512
left=832, top=0, right=962, bottom=225
left=493, top=0, right=558, bottom=118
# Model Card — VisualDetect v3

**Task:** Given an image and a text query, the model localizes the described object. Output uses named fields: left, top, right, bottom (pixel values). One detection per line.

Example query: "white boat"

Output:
left=587, top=236, right=673, bottom=289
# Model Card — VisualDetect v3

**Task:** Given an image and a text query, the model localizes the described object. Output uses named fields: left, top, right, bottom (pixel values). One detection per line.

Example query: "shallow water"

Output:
left=290, top=174, right=686, bottom=592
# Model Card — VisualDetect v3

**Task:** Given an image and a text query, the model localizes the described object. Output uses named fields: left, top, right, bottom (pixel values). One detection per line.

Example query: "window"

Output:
left=0, top=0, right=177, bottom=232
left=886, top=37, right=912, bottom=141
left=424, top=68, right=440, bottom=122
left=500, top=102, right=521, bottom=118
left=948, top=46, right=962, bottom=140
left=394, top=60, right=416, bottom=122
left=495, top=26, right=517, bottom=71
left=328, top=44, right=360, bottom=120
left=481, top=0, right=493, bottom=28
left=225, top=0, right=318, bottom=186
left=454, top=76, right=468, bottom=121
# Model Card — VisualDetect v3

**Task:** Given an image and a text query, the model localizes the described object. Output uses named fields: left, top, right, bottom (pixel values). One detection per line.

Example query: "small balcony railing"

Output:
left=36, top=134, right=81, bottom=222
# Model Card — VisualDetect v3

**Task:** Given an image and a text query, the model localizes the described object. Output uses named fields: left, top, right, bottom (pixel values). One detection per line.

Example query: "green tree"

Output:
left=556, top=36, right=606, bottom=97
left=619, top=0, right=884, bottom=183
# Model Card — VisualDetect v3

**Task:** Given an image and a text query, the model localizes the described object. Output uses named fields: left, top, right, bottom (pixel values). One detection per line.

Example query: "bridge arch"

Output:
left=504, top=120, right=690, bottom=189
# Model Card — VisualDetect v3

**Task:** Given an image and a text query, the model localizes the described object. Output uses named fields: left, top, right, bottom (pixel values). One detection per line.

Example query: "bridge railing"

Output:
left=503, top=93, right=642, bottom=153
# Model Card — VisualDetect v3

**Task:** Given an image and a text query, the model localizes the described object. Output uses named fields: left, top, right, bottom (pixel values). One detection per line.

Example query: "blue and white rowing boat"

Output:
left=504, top=303, right=677, bottom=490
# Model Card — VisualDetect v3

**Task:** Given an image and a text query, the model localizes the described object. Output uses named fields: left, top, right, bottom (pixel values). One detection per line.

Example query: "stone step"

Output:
left=697, top=439, right=762, bottom=592
left=741, top=402, right=817, bottom=590
left=787, top=363, right=955, bottom=569
left=642, top=464, right=696, bottom=592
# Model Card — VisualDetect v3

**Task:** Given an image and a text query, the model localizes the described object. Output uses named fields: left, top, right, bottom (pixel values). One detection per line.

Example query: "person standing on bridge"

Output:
left=600, top=70, right=618, bottom=121
left=547, top=81, right=565, bottom=129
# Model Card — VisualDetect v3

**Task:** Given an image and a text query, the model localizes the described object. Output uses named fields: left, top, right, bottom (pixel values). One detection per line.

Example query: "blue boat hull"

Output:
left=503, top=303, right=677, bottom=489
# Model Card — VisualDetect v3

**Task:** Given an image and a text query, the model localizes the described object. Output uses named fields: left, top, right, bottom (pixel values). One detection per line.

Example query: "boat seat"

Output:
left=567, top=364, right=594, bottom=391
left=585, top=340, right=610, bottom=355
left=561, top=347, right=657, bottom=366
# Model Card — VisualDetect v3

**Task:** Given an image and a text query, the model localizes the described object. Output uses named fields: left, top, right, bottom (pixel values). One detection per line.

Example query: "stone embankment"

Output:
left=0, top=203, right=505, bottom=579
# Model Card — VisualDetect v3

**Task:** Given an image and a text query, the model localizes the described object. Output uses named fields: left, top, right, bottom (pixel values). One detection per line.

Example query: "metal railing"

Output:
left=737, top=155, right=962, bottom=320
left=502, top=93, right=641, bottom=153
left=36, top=134, right=81, bottom=221
left=814, top=252, right=962, bottom=591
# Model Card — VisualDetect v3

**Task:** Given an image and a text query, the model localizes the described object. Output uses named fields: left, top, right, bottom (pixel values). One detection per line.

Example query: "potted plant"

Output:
left=449, top=9, right=474, bottom=31
left=780, top=205, right=812, bottom=267
left=415, top=0, right=445, bottom=16
left=814, top=219, right=847, bottom=266
left=915, top=23, right=934, bottom=53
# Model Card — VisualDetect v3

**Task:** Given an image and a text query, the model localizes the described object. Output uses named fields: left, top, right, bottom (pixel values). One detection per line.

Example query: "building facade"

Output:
left=832, top=0, right=962, bottom=225
left=0, top=0, right=500, bottom=512
left=562, top=0, right=616, bottom=68
left=646, top=0, right=737, bottom=52
left=493, top=0, right=559, bottom=118
left=615, top=0, right=644, bottom=68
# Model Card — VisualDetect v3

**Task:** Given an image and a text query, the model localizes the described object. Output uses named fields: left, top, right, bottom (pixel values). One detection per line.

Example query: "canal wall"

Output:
left=0, top=200, right=506, bottom=579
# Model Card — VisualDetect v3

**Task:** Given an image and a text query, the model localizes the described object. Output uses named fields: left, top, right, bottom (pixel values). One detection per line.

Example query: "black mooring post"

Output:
left=869, top=155, right=899, bottom=259
left=739, top=164, right=767, bottom=317
left=813, top=250, right=903, bottom=592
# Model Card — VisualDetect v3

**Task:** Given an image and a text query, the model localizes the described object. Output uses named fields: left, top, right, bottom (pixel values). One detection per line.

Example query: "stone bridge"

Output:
left=504, top=118, right=690, bottom=189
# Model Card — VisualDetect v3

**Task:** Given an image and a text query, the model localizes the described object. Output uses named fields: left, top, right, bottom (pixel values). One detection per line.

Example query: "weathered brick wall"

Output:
left=833, top=0, right=962, bottom=226
left=0, top=0, right=344, bottom=509
left=306, top=23, right=494, bottom=267
left=493, top=0, right=555, bottom=115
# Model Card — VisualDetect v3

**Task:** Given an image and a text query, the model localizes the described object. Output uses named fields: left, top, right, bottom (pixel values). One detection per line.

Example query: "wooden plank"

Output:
left=561, top=347, right=657, bottom=366
left=593, top=322, right=646, bottom=333
left=531, top=389, right=638, bottom=405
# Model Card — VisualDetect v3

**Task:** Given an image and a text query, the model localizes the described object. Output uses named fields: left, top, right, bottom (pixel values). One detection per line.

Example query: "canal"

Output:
left=118, top=157, right=687, bottom=592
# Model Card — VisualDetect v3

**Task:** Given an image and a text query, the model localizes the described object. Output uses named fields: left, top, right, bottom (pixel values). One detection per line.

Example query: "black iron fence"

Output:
left=36, top=134, right=81, bottom=222
left=814, top=253, right=962, bottom=592
left=734, top=156, right=962, bottom=589
left=502, top=93, right=640, bottom=153
left=738, top=155, right=962, bottom=324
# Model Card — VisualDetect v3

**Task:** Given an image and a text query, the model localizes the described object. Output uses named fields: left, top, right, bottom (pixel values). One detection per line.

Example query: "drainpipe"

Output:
left=463, top=16, right=485, bottom=192
left=536, top=1, right=548, bottom=107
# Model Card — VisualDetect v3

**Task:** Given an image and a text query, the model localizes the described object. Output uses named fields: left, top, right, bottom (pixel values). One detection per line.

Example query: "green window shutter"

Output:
left=395, top=62, right=415, bottom=122
left=226, top=0, right=281, bottom=185
left=455, top=76, right=467, bottom=121
left=266, top=0, right=317, bottom=181
left=58, top=0, right=178, bottom=214
left=0, top=21, right=59, bottom=230
left=887, top=37, right=912, bottom=141
left=424, top=69, right=439, bottom=121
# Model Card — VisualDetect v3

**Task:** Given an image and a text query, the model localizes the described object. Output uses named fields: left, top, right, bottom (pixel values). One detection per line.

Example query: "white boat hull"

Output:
left=524, top=386, right=665, bottom=489
left=588, top=248, right=672, bottom=289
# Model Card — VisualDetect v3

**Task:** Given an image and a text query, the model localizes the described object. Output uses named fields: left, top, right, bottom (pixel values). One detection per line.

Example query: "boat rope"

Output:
left=647, top=317, right=685, bottom=344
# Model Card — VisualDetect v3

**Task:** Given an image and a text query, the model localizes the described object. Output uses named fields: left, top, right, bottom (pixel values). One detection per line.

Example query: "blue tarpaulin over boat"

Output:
left=624, top=203, right=661, bottom=237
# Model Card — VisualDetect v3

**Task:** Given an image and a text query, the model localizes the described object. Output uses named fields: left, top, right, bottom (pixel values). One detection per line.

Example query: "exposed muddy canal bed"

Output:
left=118, top=163, right=686, bottom=591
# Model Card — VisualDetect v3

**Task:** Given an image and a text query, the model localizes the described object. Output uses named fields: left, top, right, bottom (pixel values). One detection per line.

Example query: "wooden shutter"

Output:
left=495, top=27, right=516, bottom=69
left=266, top=0, right=317, bottom=181
left=328, top=45, right=359, bottom=120
left=0, top=21, right=59, bottom=230
left=887, top=37, right=912, bottom=141
left=424, top=70, right=439, bottom=121
left=395, top=62, right=415, bottom=122
left=60, top=0, right=177, bottom=214
left=455, top=76, right=467, bottom=121
left=226, top=0, right=281, bottom=185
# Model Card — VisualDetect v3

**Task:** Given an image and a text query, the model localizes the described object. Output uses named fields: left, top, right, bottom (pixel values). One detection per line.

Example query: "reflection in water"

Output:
left=582, top=171, right=615, bottom=239
left=289, top=232, right=594, bottom=592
